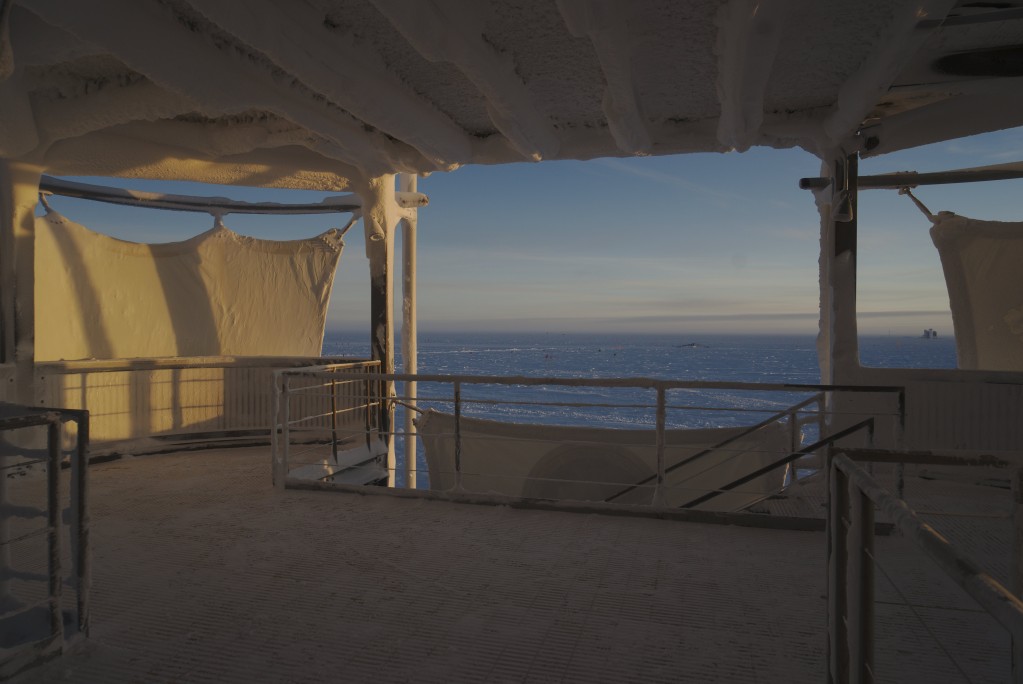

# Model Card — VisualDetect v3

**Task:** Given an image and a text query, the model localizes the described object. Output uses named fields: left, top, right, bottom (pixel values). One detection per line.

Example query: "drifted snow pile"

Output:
left=35, top=213, right=343, bottom=360
left=931, top=212, right=1023, bottom=371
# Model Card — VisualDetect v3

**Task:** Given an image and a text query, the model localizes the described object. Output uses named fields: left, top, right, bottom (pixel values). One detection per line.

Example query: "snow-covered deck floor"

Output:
left=17, top=448, right=1010, bottom=683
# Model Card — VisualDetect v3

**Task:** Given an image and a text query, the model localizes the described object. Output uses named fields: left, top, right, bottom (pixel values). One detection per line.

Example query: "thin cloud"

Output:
left=592, top=158, right=745, bottom=203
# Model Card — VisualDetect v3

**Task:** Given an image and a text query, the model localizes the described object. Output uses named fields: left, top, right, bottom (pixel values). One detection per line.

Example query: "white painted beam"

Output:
left=371, top=0, right=560, bottom=162
left=186, top=0, right=471, bottom=170
left=24, top=0, right=425, bottom=175
left=862, top=88, right=1023, bottom=157
left=713, top=0, right=790, bottom=152
left=822, top=0, right=956, bottom=147
left=557, top=0, right=650, bottom=155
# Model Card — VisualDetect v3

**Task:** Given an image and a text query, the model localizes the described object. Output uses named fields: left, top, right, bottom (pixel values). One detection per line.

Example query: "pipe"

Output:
left=399, top=173, right=419, bottom=490
left=800, top=160, right=1023, bottom=190
left=39, top=175, right=361, bottom=215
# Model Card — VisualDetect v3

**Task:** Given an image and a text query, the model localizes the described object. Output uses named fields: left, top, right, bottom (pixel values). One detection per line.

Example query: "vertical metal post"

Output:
left=46, top=421, right=63, bottom=642
left=330, top=373, right=339, bottom=463
left=271, top=372, right=282, bottom=489
left=789, top=408, right=800, bottom=454
left=817, top=392, right=827, bottom=457
left=848, top=484, right=875, bottom=684
left=72, top=412, right=90, bottom=636
left=400, top=173, right=419, bottom=490
left=280, top=375, right=291, bottom=489
left=653, top=386, right=666, bottom=506
left=783, top=408, right=799, bottom=485
left=895, top=390, right=906, bottom=500
left=453, top=381, right=462, bottom=492
left=828, top=457, right=850, bottom=684
left=364, top=375, right=373, bottom=451
left=1012, top=469, right=1023, bottom=683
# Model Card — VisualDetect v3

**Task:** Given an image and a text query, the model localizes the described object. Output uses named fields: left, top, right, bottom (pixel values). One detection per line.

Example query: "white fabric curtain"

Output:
left=36, top=212, right=344, bottom=360
left=931, top=211, right=1023, bottom=371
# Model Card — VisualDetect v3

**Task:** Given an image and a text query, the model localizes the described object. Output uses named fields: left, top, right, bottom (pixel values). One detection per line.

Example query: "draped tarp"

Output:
left=931, top=212, right=1023, bottom=371
left=417, top=411, right=788, bottom=512
left=35, top=212, right=344, bottom=360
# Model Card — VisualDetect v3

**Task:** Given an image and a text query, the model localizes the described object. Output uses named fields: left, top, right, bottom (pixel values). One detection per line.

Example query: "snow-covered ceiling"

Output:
left=2, top=0, right=1022, bottom=189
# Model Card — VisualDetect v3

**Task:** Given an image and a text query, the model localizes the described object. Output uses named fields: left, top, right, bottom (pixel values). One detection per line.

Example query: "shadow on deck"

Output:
left=12, top=448, right=1009, bottom=683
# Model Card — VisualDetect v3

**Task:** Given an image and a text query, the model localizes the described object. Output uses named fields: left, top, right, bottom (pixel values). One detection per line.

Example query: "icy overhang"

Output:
left=1, top=0, right=1022, bottom=189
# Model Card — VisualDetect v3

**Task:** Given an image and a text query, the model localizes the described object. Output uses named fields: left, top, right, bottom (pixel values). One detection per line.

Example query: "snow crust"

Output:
left=0, top=1, right=1019, bottom=185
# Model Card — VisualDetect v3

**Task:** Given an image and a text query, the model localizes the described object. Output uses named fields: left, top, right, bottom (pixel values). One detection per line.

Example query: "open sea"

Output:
left=322, top=331, right=957, bottom=427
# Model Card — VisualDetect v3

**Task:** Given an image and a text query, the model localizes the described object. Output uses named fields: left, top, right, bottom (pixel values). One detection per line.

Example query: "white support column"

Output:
left=356, top=174, right=401, bottom=486
left=0, top=159, right=43, bottom=612
left=0, top=159, right=42, bottom=403
left=816, top=152, right=859, bottom=386
left=399, top=173, right=419, bottom=489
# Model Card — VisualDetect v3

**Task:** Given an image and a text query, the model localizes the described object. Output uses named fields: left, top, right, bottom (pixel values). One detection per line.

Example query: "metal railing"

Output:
left=36, top=356, right=377, bottom=453
left=274, top=369, right=905, bottom=520
left=828, top=452, right=1023, bottom=684
left=0, top=404, right=89, bottom=680
left=272, top=363, right=386, bottom=488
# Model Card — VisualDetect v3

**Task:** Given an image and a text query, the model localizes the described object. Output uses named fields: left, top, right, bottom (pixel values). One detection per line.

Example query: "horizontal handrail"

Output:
left=37, top=356, right=376, bottom=374
left=40, top=175, right=362, bottom=215
left=290, top=369, right=905, bottom=396
left=841, top=447, right=1016, bottom=469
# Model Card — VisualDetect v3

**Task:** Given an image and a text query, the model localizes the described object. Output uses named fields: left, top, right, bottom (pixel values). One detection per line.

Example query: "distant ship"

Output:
left=922, top=328, right=938, bottom=339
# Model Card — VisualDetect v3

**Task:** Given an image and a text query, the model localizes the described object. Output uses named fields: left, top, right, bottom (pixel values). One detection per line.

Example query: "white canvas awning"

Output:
left=931, top=212, right=1023, bottom=371
left=35, top=212, right=344, bottom=360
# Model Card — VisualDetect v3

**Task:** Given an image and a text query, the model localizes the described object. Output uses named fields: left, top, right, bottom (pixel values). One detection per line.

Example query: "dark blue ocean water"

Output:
left=322, top=332, right=957, bottom=429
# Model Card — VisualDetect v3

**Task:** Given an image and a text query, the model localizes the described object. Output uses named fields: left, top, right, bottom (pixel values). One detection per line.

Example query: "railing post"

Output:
left=786, top=406, right=799, bottom=484
left=848, top=481, right=874, bottom=684
left=789, top=407, right=800, bottom=454
left=330, top=372, right=338, bottom=463
left=364, top=375, right=373, bottom=452
left=653, top=386, right=666, bottom=507
left=46, top=421, right=63, bottom=643
left=895, top=389, right=906, bottom=500
left=1012, top=468, right=1023, bottom=683
left=828, top=456, right=850, bottom=684
left=280, top=375, right=291, bottom=490
left=271, top=372, right=280, bottom=489
left=453, top=381, right=462, bottom=492
left=72, top=411, right=90, bottom=636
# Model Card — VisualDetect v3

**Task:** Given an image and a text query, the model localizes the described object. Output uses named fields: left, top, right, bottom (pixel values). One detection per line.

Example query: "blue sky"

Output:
left=45, top=125, right=1023, bottom=337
